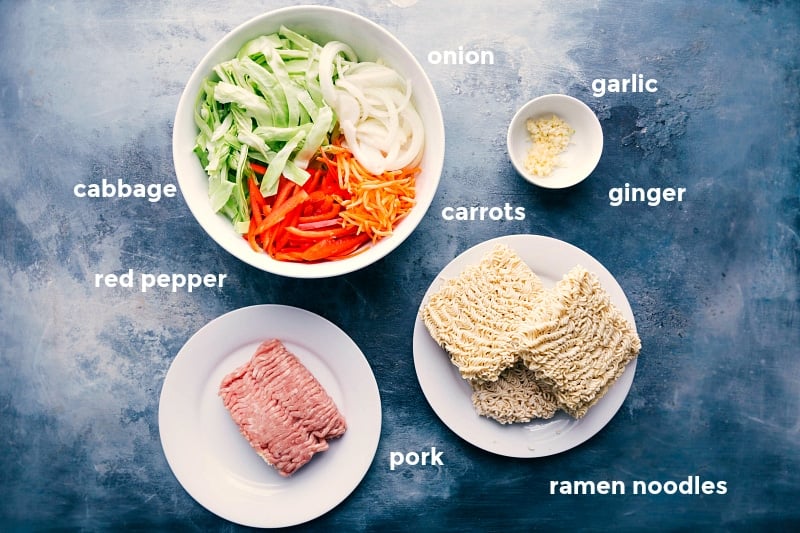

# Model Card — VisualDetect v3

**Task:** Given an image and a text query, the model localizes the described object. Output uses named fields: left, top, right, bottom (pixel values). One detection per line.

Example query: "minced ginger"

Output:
left=524, top=114, right=575, bottom=177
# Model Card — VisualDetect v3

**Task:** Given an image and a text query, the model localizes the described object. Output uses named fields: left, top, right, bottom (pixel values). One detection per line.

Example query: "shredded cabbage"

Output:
left=194, top=27, right=331, bottom=231
left=193, top=26, right=424, bottom=234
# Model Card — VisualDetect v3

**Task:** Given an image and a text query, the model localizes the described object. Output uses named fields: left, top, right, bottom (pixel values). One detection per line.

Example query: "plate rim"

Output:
left=413, top=234, right=638, bottom=458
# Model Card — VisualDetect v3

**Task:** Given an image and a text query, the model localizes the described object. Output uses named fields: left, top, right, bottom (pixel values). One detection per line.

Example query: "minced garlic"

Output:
left=524, top=114, right=575, bottom=177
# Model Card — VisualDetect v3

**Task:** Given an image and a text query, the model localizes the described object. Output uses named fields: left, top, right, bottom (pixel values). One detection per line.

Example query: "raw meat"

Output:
left=219, top=339, right=347, bottom=476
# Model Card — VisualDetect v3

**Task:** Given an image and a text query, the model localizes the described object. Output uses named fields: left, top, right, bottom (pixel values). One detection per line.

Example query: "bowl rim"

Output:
left=506, top=93, right=603, bottom=190
left=172, top=5, right=445, bottom=278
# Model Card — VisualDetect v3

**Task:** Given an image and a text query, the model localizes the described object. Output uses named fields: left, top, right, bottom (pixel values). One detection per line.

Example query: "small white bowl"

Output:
left=173, top=6, right=444, bottom=278
left=507, top=94, right=603, bottom=189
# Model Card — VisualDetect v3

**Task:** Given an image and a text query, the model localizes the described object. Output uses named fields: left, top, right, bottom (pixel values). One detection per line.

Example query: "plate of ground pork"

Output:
left=413, top=234, right=640, bottom=457
left=159, top=305, right=381, bottom=527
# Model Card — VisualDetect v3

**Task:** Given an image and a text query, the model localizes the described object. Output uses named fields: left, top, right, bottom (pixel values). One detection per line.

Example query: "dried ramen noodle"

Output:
left=517, top=266, right=641, bottom=419
left=471, top=361, right=558, bottom=424
left=422, top=244, right=641, bottom=424
left=420, top=245, right=548, bottom=382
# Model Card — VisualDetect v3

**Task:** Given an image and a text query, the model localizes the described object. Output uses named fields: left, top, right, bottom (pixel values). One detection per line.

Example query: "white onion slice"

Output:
left=318, top=42, right=425, bottom=175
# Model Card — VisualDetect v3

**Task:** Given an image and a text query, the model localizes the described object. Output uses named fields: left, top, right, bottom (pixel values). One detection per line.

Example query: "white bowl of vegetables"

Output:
left=173, top=5, right=444, bottom=278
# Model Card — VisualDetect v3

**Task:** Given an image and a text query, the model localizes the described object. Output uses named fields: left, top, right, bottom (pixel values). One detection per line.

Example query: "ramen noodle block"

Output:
left=517, top=266, right=641, bottom=418
left=421, top=245, right=548, bottom=382
left=471, top=361, right=559, bottom=424
left=422, top=245, right=641, bottom=423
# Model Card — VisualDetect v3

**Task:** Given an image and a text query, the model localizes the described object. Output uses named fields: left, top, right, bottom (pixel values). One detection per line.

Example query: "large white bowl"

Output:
left=173, top=6, right=444, bottom=278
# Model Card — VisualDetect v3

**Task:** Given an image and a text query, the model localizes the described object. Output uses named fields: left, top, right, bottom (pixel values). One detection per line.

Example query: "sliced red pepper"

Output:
left=255, top=188, right=309, bottom=235
left=300, top=233, right=370, bottom=262
left=271, top=176, right=297, bottom=209
left=320, top=163, right=349, bottom=198
left=302, top=166, right=324, bottom=193
left=249, top=161, right=268, bottom=176
left=272, top=250, right=307, bottom=262
left=298, top=204, right=342, bottom=224
left=284, top=223, right=356, bottom=241
left=305, top=190, right=329, bottom=202
left=246, top=216, right=260, bottom=252
left=271, top=207, right=302, bottom=255
left=248, top=177, right=265, bottom=227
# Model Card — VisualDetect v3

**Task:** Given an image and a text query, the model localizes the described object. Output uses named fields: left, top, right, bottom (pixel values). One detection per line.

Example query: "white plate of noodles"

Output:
left=412, top=234, right=638, bottom=457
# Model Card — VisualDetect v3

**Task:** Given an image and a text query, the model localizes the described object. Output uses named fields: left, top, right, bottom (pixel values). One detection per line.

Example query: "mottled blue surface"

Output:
left=1, top=0, right=798, bottom=531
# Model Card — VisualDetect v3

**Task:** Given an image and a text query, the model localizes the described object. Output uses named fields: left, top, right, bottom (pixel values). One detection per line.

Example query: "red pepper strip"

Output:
left=261, top=226, right=275, bottom=254
left=246, top=216, right=260, bottom=252
left=282, top=240, right=315, bottom=253
left=255, top=188, right=308, bottom=235
left=272, top=177, right=296, bottom=209
left=319, top=196, right=334, bottom=213
left=302, top=167, right=324, bottom=193
left=249, top=161, right=268, bottom=176
left=245, top=177, right=268, bottom=252
left=301, top=190, right=327, bottom=203
left=323, top=175, right=345, bottom=196
left=300, top=233, right=370, bottom=262
left=318, top=162, right=348, bottom=197
left=298, top=203, right=341, bottom=224
left=272, top=207, right=302, bottom=255
left=298, top=190, right=332, bottom=217
left=327, top=242, right=370, bottom=260
left=262, top=185, right=307, bottom=257
left=272, top=250, right=307, bottom=262
left=264, top=215, right=282, bottom=256
left=284, top=223, right=356, bottom=240
left=248, top=177, right=265, bottom=226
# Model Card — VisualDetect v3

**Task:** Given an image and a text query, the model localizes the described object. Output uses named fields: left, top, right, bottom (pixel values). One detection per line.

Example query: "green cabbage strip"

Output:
left=193, top=26, right=424, bottom=236
left=193, top=26, right=335, bottom=233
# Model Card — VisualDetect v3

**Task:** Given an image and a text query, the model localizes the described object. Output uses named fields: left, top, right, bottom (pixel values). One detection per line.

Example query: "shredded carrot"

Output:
left=323, top=141, right=419, bottom=243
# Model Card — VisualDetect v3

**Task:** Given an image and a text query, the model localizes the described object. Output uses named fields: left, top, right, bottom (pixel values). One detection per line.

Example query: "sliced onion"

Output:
left=319, top=42, right=424, bottom=174
left=319, top=41, right=358, bottom=108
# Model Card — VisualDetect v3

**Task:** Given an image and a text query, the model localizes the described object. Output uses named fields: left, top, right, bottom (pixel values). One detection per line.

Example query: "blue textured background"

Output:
left=1, top=0, right=798, bottom=531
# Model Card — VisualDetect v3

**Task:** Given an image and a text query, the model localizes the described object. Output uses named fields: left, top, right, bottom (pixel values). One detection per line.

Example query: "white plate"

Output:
left=413, top=234, right=638, bottom=458
left=159, top=305, right=381, bottom=528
